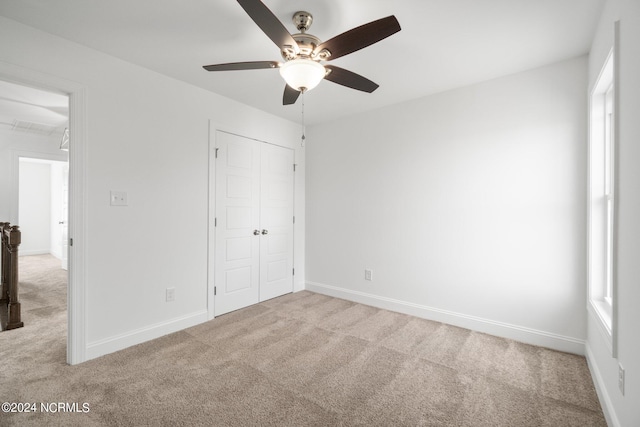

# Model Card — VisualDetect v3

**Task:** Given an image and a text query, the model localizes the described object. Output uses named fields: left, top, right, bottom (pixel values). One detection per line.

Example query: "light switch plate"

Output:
left=110, top=191, right=128, bottom=206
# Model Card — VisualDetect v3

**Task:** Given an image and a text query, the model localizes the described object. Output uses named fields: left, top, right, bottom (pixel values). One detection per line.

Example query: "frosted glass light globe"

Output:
left=279, top=59, right=326, bottom=92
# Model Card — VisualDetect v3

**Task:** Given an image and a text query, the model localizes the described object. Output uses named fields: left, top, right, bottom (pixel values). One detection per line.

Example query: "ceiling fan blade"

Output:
left=203, top=61, right=279, bottom=71
left=237, top=0, right=299, bottom=54
left=283, top=85, right=300, bottom=105
left=314, top=15, right=401, bottom=61
left=324, top=66, right=379, bottom=93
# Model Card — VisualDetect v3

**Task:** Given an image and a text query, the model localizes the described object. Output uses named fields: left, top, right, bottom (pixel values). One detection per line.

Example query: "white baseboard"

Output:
left=306, top=281, right=585, bottom=355
left=49, top=249, right=62, bottom=260
left=585, top=344, right=620, bottom=427
left=85, top=310, right=208, bottom=361
left=294, top=279, right=306, bottom=293
left=19, top=249, right=50, bottom=256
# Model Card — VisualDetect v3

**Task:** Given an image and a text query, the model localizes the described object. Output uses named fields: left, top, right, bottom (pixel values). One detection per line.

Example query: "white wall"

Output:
left=306, top=56, right=588, bottom=354
left=0, top=16, right=304, bottom=361
left=0, top=130, right=66, bottom=223
left=586, top=1, right=640, bottom=426
left=18, top=160, right=51, bottom=255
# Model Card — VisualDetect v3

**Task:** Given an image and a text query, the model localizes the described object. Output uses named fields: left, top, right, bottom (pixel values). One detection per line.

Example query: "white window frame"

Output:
left=588, top=32, right=618, bottom=357
left=603, top=83, right=614, bottom=307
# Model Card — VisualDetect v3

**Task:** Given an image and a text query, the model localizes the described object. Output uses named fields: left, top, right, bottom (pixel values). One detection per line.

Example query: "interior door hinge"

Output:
left=214, top=286, right=217, bottom=296
left=293, top=216, right=295, bottom=224
left=293, top=163, right=296, bottom=172
left=214, top=218, right=217, bottom=227
left=292, top=268, right=295, bottom=276
left=69, top=238, right=73, bottom=247
left=215, top=147, right=219, bottom=158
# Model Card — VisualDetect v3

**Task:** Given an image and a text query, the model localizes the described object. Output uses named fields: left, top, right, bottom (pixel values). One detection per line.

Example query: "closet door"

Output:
left=259, top=143, right=294, bottom=301
left=214, top=132, right=261, bottom=315
left=214, top=131, right=294, bottom=316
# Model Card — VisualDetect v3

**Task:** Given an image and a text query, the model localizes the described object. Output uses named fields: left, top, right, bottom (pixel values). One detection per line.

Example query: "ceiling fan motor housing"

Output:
left=282, top=33, right=321, bottom=60
left=280, top=12, right=329, bottom=61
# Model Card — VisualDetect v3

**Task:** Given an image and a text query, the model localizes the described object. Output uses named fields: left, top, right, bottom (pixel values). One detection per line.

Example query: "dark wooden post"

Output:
left=4, top=225, right=23, bottom=330
left=0, top=222, right=9, bottom=304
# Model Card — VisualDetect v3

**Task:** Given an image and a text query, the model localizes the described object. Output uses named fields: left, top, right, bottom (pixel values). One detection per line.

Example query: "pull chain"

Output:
left=301, top=90, right=306, bottom=147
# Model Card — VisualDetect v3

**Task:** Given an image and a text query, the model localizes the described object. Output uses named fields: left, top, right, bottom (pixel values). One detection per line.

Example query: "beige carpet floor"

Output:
left=0, top=254, right=606, bottom=426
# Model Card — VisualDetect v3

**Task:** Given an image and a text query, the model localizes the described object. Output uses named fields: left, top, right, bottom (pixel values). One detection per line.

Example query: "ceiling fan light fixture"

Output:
left=59, top=127, right=69, bottom=151
left=279, top=59, right=325, bottom=92
left=203, top=3, right=401, bottom=105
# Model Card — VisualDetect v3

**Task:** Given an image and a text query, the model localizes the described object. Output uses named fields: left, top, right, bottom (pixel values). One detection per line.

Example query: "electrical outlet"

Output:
left=618, top=363, right=625, bottom=395
left=110, top=190, right=128, bottom=206
left=166, top=287, right=175, bottom=302
left=365, top=269, right=372, bottom=281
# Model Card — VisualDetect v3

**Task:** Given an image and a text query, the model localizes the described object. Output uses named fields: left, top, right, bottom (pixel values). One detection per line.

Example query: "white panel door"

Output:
left=213, top=131, right=294, bottom=316
left=214, top=132, right=261, bottom=316
left=259, top=143, right=294, bottom=301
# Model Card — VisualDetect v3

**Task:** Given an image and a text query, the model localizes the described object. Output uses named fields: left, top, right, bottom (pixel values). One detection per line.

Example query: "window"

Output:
left=588, top=48, right=616, bottom=354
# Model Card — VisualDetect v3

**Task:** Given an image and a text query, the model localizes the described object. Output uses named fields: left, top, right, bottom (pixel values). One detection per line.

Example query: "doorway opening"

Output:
left=0, top=61, right=87, bottom=364
left=18, top=158, right=69, bottom=267
left=0, top=79, right=70, bottom=358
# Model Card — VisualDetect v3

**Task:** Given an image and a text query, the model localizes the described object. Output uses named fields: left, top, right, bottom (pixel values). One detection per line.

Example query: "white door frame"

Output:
left=0, top=61, right=88, bottom=365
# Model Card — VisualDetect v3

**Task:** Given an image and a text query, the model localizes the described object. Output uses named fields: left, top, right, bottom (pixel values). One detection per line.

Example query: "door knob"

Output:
left=261, top=229, right=268, bottom=235
left=253, top=229, right=260, bottom=236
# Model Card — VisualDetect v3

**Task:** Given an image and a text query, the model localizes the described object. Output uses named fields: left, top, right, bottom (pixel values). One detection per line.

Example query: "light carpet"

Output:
left=0, top=254, right=606, bottom=426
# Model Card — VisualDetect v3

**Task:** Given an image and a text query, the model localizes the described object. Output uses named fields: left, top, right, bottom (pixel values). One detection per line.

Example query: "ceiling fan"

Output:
left=203, top=0, right=401, bottom=105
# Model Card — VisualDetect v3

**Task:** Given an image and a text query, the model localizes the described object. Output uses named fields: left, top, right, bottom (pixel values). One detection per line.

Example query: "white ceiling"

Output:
left=0, top=0, right=603, bottom=125
left=0, top=79, right=68, bottom=136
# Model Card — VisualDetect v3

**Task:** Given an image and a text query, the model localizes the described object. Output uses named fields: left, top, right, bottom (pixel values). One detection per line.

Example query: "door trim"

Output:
left=207, top=123, right=216, bottom=320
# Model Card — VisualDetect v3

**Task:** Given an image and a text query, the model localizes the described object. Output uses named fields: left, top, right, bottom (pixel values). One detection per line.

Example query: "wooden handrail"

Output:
left=1, top=222, right=23, bottom=330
